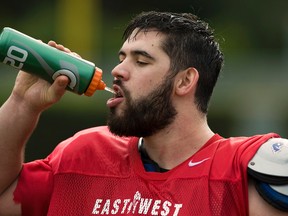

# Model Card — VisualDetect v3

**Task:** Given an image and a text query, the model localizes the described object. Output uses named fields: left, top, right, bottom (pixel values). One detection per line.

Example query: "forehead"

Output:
left=121, top=29, right=166, bottom=52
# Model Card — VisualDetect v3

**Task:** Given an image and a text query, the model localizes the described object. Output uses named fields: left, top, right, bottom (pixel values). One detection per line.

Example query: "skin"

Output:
left=110, top=30, right=214, bottom=169
left=107, top=30, right=177, bottom=137
left=0, top=33, right=286, bottom=215
left=109, top=31, right=171, bottom=115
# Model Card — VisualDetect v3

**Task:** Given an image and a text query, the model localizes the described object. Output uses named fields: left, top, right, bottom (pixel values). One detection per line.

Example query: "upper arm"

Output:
left=0, top=179, right=21, bottom=215
left=249, top=178, right=288, bottom=216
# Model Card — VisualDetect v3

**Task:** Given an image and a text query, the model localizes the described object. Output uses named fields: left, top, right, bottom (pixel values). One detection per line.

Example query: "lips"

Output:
left=106, top=85, right=125, bottom=108
left=113, top=85, right=123, bottom=98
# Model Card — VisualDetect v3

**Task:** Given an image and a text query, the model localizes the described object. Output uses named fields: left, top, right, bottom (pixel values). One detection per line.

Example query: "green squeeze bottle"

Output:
left=0, top=27, right=114, bottom=96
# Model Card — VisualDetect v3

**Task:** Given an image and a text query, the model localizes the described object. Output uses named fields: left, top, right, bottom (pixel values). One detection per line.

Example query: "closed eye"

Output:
left=136, top=61, right=148, bottom=66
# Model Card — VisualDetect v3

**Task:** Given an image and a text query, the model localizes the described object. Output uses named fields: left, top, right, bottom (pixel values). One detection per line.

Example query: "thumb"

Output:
left=49, top=75, right=69, bottom=100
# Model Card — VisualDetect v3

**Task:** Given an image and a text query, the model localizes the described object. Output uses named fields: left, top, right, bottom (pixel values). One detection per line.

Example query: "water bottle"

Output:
left=0, top=27, right=114, bottom=96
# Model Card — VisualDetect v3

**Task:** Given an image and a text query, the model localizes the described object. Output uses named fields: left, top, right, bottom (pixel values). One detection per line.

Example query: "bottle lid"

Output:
left=84, top=67, right=106, bottom=96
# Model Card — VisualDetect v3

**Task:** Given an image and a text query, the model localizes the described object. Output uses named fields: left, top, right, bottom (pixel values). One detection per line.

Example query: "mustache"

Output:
left=113, top=79, right=122, bottom=86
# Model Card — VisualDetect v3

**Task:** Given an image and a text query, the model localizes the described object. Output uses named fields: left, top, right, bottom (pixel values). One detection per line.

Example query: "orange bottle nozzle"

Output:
left=84, top=67, right=106, bottom=96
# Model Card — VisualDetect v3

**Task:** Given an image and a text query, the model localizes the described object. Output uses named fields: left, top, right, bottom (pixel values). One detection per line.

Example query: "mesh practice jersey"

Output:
left=14, top=126, right=278, bottom=216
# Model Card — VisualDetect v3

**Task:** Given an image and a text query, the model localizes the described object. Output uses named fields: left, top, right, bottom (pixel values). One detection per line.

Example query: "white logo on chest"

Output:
left=188, top=158, right=210, bottom=167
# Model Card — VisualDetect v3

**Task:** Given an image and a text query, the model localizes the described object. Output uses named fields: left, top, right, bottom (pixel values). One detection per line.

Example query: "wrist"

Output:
left=7, top=93, right=43, bottom=118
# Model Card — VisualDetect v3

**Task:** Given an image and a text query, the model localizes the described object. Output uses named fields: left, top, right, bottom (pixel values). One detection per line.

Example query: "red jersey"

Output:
left=14, top=126, right=278, bottom=215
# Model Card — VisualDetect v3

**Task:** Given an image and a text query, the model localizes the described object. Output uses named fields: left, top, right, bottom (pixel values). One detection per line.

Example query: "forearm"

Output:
left=0, top=95, right=41, bottom=194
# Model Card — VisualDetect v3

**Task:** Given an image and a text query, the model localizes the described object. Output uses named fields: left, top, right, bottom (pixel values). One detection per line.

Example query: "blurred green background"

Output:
left=0, top=0, right=287, bottom=161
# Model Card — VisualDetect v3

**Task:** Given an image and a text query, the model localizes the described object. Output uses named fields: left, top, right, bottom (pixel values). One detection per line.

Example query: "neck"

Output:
left=142, top=113, right=214, bottom=170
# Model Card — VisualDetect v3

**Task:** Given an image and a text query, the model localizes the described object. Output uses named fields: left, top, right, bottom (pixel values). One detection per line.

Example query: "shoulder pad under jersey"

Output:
left=248, top=138, right=288, bottom=211
left=248, top=137, right=288, bottom=178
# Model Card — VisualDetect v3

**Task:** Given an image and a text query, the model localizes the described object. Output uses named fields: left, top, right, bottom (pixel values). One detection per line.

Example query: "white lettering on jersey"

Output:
left=91, top=191, right=183, bottom=215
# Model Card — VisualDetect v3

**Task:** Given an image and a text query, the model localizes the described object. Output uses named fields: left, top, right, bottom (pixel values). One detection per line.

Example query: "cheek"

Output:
left=132, top=78, right=156, bottom=96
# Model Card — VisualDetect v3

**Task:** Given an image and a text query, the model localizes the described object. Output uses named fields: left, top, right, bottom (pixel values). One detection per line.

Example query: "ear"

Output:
left=175, top=67, right=199, bottom=96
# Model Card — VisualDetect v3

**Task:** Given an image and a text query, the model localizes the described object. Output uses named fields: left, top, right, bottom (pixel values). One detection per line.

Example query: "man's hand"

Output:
left=12, top=71, right=69, bottom=113
left=10, top=40, right=76, bottom=113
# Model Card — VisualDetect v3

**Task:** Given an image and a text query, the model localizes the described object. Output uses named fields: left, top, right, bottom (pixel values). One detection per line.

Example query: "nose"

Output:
left=111, top=62, right=129, bottom=81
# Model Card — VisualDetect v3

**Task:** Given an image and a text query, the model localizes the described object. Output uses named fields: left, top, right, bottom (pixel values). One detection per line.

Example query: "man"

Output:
left=0, top=11, right=287, bottom=215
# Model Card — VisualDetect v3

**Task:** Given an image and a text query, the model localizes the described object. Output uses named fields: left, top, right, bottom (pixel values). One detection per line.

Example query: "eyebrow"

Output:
left=118, top=50, right=156, bottom=61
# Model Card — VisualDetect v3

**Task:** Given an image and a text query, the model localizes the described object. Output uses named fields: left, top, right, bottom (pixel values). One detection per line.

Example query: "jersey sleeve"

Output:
left=13, top=158, right=54, bottom=216
left=12, top=134, right=70, bottom=216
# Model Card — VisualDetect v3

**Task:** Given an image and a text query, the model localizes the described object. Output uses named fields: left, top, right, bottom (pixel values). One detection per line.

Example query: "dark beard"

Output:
left=107, top=77, right=177, bottom=137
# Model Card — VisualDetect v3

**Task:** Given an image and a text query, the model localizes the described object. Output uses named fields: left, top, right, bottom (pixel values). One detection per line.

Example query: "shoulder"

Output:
left=51, top=126, right=133, bottom=155
left=214, top=133, right=279, bottom=160
left=202, top=133, right=280, bottom=179
left=221, top=133, right=279, bottom=147
left=47, top=126, right=138, bottom=175
left=248, top=137, right=288, bottom=213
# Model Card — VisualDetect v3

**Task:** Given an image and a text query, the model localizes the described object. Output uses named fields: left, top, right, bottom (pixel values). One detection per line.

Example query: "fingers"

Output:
left=47, top=40, right=81, bottom=58
left=48, top=40, right=71, bottom=53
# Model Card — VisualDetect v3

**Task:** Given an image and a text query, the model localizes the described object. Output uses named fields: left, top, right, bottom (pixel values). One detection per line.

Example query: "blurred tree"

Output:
left=55, top=0, right=102, bottom=60
left=0, top=0, right=287, bottom=161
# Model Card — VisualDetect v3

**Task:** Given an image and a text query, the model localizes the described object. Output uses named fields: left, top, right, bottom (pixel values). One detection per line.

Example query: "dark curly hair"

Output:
left=123, top=11, right=224, bottom=114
